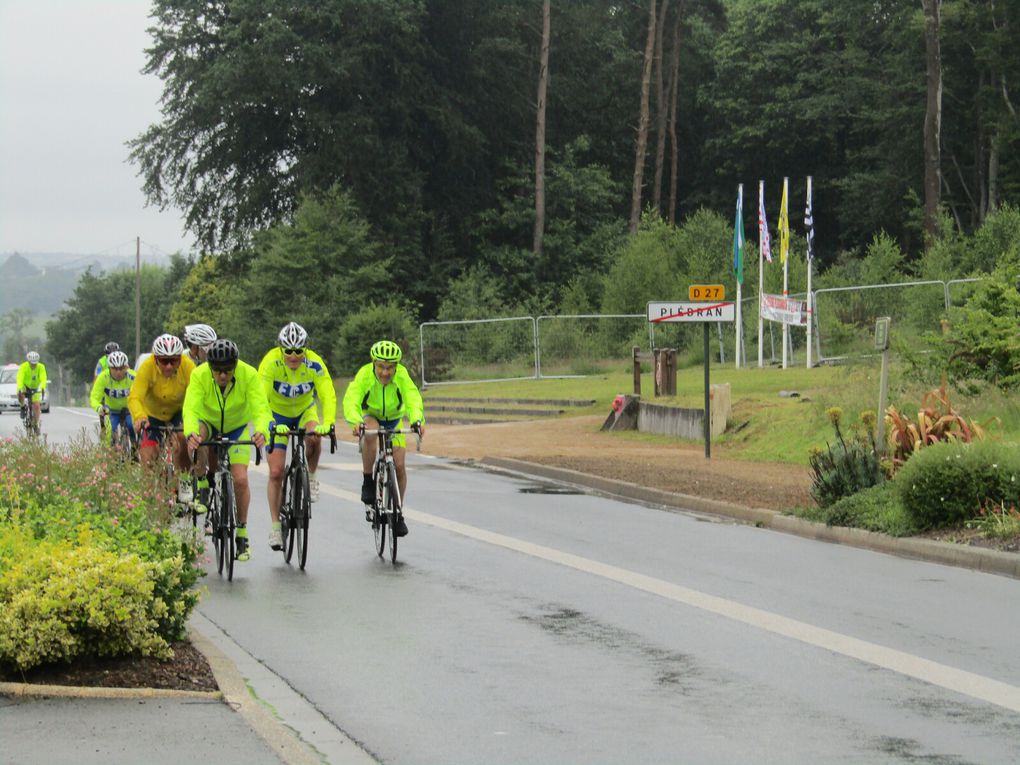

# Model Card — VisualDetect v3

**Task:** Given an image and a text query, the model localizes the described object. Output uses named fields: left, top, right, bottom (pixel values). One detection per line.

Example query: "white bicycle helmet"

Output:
left=107, top=350, right=129, bottom=368
left=26, top=351, right=40, bottom=363
left=278, top=321, right=308, bottom=349
left=151, top=333, right=185, bottom=357
left=184, top=323, right=218, bottom=347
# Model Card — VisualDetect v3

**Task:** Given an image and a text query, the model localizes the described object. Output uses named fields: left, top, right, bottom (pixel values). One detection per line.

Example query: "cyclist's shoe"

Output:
left=177, top=478, right=194, bottom=504
left=394, top=515, right=409, bottom=537
left=360, top=483, right=374, bottom=505
left=309, top=478, right=320, bottom=502
left=365, top=508, right=373, bottom=523
left=269, top=527, right=283, bottom=551
left=236, top=535, right=250, bottom=561
left=203, top=520, right=213, bottom=537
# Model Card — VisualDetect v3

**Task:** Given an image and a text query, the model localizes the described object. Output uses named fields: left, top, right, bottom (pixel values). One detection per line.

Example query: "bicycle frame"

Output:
left=269, top=425, right=336, bottom=569
left=359, top=426, right=420, bottom=563
left=193, top=436, right=262, bottom=582
left=19, top=387, right=40, bottom=437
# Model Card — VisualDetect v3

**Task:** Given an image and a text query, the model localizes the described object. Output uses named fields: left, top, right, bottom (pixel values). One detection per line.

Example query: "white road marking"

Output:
left=308, top=481, right=1020, bottom=715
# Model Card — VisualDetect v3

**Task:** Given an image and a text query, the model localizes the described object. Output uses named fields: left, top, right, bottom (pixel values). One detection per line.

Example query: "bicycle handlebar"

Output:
left=190, top=437, right=264, bottom=466
left=358, top=427, right=422, bottom=452
left=269, top=424, right=338, bottom=454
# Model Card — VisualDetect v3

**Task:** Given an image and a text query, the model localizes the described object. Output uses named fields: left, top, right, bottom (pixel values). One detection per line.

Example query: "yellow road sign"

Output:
left=688, top=284, right=725, bottom=301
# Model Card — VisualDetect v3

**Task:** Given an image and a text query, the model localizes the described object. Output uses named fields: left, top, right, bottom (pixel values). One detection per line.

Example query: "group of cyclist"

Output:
left=73, top=322, right=425, bottom=562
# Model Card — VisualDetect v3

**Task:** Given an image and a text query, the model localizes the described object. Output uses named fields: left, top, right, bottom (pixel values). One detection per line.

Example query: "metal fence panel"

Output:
left=419, top=317, right=537, bottom=386
left=536, top=315, right=649, bottom=378
left=813, top=280, right=947, bottom=362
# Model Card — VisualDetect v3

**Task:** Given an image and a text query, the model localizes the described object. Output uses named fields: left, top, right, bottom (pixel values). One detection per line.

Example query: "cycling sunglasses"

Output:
left=282, top=347, right=305, bottom=356
left=209, top=363, right=237, bottom=374
left=155, top=356, right=180, bottom=366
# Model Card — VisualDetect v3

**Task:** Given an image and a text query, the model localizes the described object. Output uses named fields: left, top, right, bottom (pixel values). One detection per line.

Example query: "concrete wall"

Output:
left=636, top=383, right=731, bottom=439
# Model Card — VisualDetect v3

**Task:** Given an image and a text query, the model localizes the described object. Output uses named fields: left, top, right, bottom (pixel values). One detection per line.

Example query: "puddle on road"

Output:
left=517, top=483, right=582, bottom=495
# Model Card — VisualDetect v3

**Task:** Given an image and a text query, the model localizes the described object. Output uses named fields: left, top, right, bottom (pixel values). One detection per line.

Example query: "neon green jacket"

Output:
left=183, top=360, right=272, bottom=439
left=90, top=368, right=136, bottom=411
left=258, top=347, right=337, bottom=424
left=342, top=362, right=424, bottom=426
left=17, top=362, right=47, bottom=393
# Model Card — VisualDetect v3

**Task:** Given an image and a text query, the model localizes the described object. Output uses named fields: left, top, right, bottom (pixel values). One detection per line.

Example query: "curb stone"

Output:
left=479, top=456, right=1020, bottom=580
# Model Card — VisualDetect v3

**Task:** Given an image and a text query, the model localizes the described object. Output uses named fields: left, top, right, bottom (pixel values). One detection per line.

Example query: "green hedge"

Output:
left=894, top=440, right=1020, bottom=529
left=0, top=438, right=202, bottom=672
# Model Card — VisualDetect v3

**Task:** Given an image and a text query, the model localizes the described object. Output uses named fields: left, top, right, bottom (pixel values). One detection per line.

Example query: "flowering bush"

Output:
left=894, top=440, right=1020, bottom=529
left=0, top=437, right=202, bottom=672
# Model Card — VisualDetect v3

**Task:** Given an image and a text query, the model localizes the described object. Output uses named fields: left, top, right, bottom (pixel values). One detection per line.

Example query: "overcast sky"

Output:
left=0, top=0, right=193, bottom=257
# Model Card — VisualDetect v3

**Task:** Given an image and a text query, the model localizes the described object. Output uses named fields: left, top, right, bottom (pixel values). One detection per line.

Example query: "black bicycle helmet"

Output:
left=104, top=341, right=120, bottom=354
left=207, top=338, right=239, bottom=365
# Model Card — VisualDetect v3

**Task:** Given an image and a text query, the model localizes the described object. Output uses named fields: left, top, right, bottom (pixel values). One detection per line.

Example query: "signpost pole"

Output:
left=704, top=322, right=711, bottom=459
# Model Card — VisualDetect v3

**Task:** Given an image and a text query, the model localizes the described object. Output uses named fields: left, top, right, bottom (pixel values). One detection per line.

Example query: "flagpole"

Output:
left=757, top=180, right=765, bottom=368
left=735, top=184, right=743, bottom=369
left=781, top=177, right=789, bottom=369
left=806, top=175, right=814, bottom=368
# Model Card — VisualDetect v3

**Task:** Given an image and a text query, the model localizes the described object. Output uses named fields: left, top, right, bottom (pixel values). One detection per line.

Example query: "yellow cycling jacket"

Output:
left=90, top=368, right=136, bottom=411
left=16, top=362, right=47, bottom=393
left=129, top=354, right=195, bottom=422
left=342, top=362, right=424, bottom=426
left=258, top=347, right=337, bottom=424
left=183, top=360, right=272, bottom=439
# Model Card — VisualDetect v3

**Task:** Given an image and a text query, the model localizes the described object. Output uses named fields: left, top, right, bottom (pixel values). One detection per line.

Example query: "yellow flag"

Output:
left=779, top=179, right=790, bottom=265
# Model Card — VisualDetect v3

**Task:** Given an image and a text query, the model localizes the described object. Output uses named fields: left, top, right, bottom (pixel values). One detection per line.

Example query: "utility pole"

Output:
left=135, top=236, right=141, bottom=363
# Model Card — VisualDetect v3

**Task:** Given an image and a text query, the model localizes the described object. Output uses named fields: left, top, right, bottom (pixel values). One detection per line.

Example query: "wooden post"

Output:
left=632, top=346, right=642, bottom=395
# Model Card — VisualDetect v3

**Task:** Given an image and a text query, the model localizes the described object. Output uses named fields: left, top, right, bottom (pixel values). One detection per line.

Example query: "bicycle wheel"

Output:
left=386, top=464, right=399, bottom=563
left=221, top=473, right=237, bottom=582
left=373, top=466, right=386, bottom=557
left=296, top=468, right=310, bottom=570
left=281, top=468, right=295, bottom=563
left=211, top=491, right=225, bottom=575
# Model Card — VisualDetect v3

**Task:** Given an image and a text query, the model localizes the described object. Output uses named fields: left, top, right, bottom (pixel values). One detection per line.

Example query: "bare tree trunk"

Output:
left=976, top=70, right=987, bottom=225
left=651, top=0, right=670, bottom=215
left=533, top=0, right=551, bottom=255
left=988, top=129, right=1000, bottom=213
left=921, top=0, right=942, bottom=246
left=667, top=6, right=682, bottom=225
left=629, top=0, right=658, bottom=234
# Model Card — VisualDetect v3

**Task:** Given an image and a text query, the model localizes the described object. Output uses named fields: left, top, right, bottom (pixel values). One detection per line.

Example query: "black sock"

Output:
left=363, top=473, right=372, bottom=485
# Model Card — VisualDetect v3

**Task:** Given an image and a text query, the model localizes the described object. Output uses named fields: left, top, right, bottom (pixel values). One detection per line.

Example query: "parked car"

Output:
left=0, top=363, right=49, bottom=413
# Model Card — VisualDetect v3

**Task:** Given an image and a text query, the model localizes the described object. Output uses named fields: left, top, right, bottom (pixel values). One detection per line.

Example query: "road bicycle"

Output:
left=19, top=387, right=41, bottom=438
left=193, top=435, right=262, bottom=582
left=360, top=426, right=421, bottom=563
left=98, top=406, right=136, bottom=462
left=270, top=425, right=337, bottom=570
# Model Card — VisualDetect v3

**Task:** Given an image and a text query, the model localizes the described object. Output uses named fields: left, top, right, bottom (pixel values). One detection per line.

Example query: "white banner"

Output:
left=760, top=294, right=807, bottom=326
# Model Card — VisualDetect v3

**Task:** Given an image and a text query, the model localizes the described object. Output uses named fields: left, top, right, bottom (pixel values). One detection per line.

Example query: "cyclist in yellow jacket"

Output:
left=89, top=350, right=135, bottom=447
left=17, top=351, right=48, bottom=425
left=184, top=339, right=271, bottom=562
left=342, top=340, right=424, bottom=537
left=129, top=333, right=196, bottom=501
left=259, top=321, right=337, bottom=551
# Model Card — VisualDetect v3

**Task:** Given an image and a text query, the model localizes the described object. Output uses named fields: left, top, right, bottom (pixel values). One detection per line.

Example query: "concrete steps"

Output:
left=425, top=396, right=596, bottom=425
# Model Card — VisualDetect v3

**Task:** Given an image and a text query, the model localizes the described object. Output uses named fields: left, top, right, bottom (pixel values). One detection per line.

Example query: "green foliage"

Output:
left=334, top=302, right=419, bottom=378
left=0, top=531, right=171, bottom=671
left=45, top=258, right=194, bottom=383
left=810, top=481, right=919, bottom=537
left=884, top=383, right=989, bottom=472
left=909, top=263, right=1020, bottom=391
left=894, top=440, right=1020, bottom=529
left=967, top=499, right=1020, bottom=540
left=0, top=437, right=202, bottom=671
left=808, top=407, right=884, bottom=507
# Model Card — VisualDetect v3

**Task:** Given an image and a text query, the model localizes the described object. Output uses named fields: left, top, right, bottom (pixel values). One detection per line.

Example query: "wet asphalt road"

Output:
left=7, top=407, right=1020, bottom=764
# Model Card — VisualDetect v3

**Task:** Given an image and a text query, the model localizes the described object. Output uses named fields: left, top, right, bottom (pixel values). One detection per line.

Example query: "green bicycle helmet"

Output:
left=370, top=340, right=402, bottom=363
